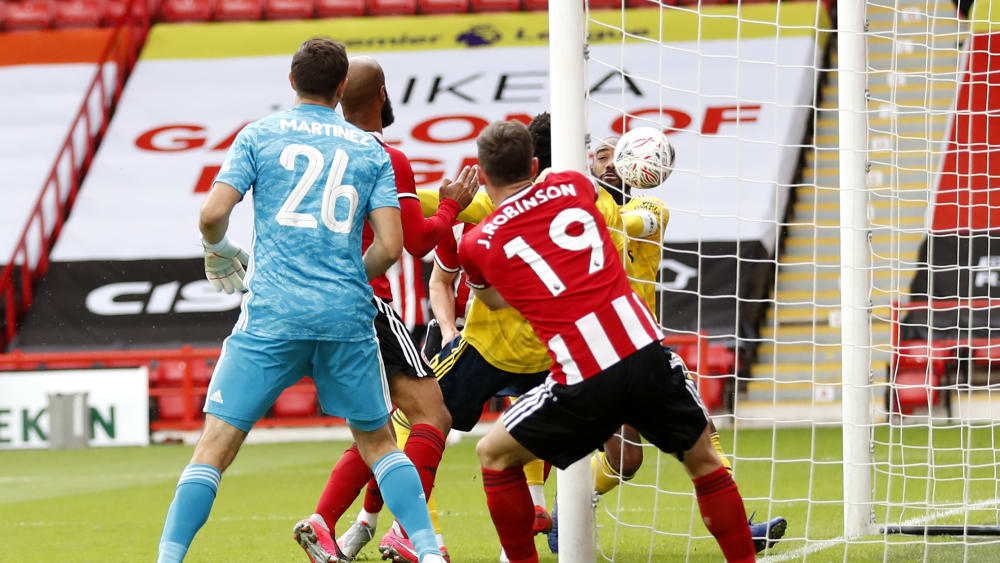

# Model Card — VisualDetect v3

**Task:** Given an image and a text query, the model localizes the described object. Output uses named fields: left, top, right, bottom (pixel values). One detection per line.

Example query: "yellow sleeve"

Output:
left=622, top=196, right=669, bottom=240
left=595, top=187, right=625, bottom=252
left=416, top=189, right=493, bottom=224
left=417, top=189, right=441, bottom=219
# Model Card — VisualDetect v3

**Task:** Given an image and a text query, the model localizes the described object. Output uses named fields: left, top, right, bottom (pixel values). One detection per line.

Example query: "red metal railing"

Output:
left=0, top=0, right=151, bottom=350
left=0, top=333, right=735, bottom=432
left=0, top=346, right=335, bottom=431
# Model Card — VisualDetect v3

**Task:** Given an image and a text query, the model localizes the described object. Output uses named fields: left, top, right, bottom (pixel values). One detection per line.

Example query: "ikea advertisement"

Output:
left=15, top=5, right=826, bottom=349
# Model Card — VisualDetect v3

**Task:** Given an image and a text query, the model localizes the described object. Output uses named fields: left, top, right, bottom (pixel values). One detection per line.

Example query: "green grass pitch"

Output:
left=2, top=426, right=999, bottom=561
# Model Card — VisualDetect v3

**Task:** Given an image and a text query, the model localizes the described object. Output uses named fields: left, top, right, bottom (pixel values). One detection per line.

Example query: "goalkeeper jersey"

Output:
left=214, top=104, right=399, bottom=341
left=621, top=196, right=670, bottom=313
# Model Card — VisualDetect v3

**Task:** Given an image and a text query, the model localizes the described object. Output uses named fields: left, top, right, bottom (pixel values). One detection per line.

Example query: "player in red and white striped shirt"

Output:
left=459, top=121, right=756, bottom=563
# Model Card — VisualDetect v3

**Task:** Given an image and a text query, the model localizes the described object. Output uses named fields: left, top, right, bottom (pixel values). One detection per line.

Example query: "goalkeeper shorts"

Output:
left=203, top=330, right=391, bottom=432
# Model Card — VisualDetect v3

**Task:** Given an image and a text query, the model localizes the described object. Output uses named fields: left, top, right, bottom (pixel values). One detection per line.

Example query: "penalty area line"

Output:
left=760, top=497, right=1000, bottom=562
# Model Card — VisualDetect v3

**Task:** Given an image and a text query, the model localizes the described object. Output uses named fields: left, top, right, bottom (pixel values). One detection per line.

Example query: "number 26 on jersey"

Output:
left=276, top=143, right=359, bottom=233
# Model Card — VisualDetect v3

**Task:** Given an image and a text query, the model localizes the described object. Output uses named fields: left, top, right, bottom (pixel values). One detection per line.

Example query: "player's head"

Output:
left=341, top=56, right=395, bottom=130
left=528, top=112, right=551, bottom=172
left=591, top=135, right=629, bottom=205
left=289, top=38, right=349, bottom=106
left=476, top=120, right=538, bottom=190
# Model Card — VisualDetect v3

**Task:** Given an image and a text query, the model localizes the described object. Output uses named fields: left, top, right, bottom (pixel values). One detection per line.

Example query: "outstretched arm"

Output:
left=400, top=165, right=478, bottom=257
left=418, top=189, right=494, bottom=224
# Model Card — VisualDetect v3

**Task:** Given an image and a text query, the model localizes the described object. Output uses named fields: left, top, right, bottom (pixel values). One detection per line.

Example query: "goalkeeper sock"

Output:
left=158, top=464, right=221, bottom=563
left=591, top=451, right=625, bottom=495
left=482, top=466, right=537, bottom=563
left=693, top=466, right=755, bottom=563
left=316, top=443, right=371, bottom=533
left=374, top=451, right=440, bottom=561
left=710, top=431, right=734, bottom=474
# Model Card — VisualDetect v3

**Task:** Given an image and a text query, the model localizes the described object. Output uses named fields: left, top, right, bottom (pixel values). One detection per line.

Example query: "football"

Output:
left=612, top=127, right=676, bottom=189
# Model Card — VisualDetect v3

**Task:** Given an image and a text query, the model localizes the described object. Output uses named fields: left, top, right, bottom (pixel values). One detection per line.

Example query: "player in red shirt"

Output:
left=459, top=121, right=756, bottom=563
left=294, top=56, right=478, bottom=563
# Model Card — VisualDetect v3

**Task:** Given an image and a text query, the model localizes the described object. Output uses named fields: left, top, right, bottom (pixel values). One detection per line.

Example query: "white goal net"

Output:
left=549, top=0, right=1000, bottom=560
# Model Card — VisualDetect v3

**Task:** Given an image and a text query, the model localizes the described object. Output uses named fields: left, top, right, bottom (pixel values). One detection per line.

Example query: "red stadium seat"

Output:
left=160, top=0, right=213, bottom=21
left=894, top=340, right=953, bottom=374
left=5, top=0, right=54, bottom=30
left=588, top=0, right=622, bottom=8
left=156, top=359, right=212, bottom=386
left=272, top=387, right=317, bottom=417
left=521, top=0, right=544, bottom=10
left=697, top=374, right=724, bottom=411
left=419, top=0, right=466, bottom=13
left=368, top=0, right=415, bottom=15
left=971, top=344, right=1000, bottom=365
left=157, top=394, right=204, bottom=421
left=704, top=345, right=736, bottom=375
left=315, top=0, right=363, bottom=17
left=215, top=0, right=262, bottom=19
left=54, top=0, right=102, bottom=27
left=264, top=0, right=313, bottom=19
left=890, top=369, right=940, bottom=416
left=469, top=0, right=518, bottom=12
left=102, top=0, right=128, bottom=24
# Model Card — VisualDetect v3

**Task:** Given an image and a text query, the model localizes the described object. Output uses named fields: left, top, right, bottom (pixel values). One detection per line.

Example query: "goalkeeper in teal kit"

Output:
left=156, top=38, right=445, bottom=563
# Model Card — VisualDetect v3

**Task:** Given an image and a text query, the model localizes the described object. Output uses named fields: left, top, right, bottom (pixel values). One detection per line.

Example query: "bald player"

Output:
left=293, top=56, right=479, bottom=563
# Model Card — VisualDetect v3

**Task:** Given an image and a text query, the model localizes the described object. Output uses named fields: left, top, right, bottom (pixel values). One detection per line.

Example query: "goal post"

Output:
left=547, top=0, right=597, bottom=561
left=837, top=0, right=876, bottom=540
left=549, top=0, right=1000, bottom=559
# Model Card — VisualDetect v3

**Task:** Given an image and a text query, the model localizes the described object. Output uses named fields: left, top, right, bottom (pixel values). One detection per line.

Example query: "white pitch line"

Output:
left=760, top=497, right=1000, bottom=562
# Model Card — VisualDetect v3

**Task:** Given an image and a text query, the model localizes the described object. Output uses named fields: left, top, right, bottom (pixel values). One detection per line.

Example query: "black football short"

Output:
left=503, top=343, right=709, bottom=469
left=373, top=297, right=430, bottom=379
left=431, top=336, right=548, bottom=432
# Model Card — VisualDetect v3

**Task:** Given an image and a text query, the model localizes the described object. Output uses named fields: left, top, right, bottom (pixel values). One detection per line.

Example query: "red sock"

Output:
left=405, top=424, right=446, bottom=499
left=315, top=443, right=371, bottom=533
left=392, top=424, right=447, bottom=538
left=482, top=466, right=538, bottom=563
left=693, top=466, right=755, bottom=563
left=362, top=476, right=383, bottom=513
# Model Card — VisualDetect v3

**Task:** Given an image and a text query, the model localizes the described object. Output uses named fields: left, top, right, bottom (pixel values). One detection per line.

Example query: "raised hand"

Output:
left=438, top=165, right=480, bottom=212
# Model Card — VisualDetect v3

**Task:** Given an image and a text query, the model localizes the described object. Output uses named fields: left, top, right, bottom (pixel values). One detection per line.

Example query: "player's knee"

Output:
left=476, top=436, right=511, bottom=471
left=401, top=397, right=451, bottom=435
left=681, top=436, right=724, bottom=479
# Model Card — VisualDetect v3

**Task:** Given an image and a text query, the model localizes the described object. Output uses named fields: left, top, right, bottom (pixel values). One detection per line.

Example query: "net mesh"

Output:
left=578, top=0, right=1000, bottom=560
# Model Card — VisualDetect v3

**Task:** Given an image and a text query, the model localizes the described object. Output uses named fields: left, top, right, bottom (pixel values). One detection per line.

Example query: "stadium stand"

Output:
left=262, top=0, right=313, bottom=18
left=0, top=1, right=835, bottom=432
left=0, top=21, right=148, bottom=350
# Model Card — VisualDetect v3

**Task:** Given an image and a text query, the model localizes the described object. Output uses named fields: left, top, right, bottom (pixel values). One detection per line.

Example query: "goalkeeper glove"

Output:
left=203, top=237, right=249, bottom=294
